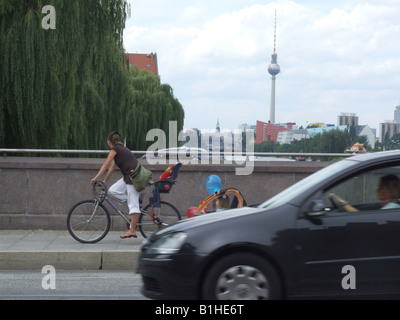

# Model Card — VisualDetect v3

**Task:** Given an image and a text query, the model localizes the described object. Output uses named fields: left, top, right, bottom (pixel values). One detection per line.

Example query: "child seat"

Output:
left=154, top=162, right=182, bottom=193
left=149, top=163, right=182, bottom=208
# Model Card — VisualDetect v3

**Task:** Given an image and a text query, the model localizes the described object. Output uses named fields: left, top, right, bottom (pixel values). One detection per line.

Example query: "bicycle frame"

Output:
left=101, top=193, right=153, bottom=227
left=103, top=197, right=131, bottom=225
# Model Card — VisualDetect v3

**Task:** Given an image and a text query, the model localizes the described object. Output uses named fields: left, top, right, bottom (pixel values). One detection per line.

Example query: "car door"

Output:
left=294, top=166, right=400, bottom=298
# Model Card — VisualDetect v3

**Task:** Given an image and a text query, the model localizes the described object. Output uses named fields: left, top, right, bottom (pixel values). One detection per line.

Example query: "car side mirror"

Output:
left=307, top=199, right=329, bottom=217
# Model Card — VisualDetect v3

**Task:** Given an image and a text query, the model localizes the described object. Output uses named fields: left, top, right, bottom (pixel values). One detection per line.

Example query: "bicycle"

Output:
left=67, top=163, right=182, bottom=243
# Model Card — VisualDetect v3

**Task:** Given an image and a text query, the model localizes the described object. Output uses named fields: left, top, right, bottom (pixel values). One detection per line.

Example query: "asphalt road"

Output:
left=0, top=270, right=148, bottom=300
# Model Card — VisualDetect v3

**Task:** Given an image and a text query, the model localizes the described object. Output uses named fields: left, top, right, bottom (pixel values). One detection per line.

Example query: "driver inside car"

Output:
left=329, top=174, right=400, bottom=212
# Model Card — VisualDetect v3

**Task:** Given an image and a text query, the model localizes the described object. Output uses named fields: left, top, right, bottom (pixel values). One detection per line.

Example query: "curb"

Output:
left=0, top=250, right=141, bottom=270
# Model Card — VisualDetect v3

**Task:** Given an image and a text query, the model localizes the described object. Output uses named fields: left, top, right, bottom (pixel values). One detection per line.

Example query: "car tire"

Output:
left=202, top=253, right=282, bottom=300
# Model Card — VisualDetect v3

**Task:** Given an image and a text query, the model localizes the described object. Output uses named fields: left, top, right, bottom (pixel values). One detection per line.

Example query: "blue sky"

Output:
left=124, top=0, right=400, bottom=136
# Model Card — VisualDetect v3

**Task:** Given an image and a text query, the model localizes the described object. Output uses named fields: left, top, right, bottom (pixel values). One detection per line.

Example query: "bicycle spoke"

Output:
left=67, top=200, right=110, bottom=243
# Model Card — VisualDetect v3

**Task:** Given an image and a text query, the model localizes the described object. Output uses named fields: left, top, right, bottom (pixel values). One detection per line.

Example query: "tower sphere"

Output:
left=268, top=54, right=280, bottom=76
left=268, top=63, right=280, bottom=76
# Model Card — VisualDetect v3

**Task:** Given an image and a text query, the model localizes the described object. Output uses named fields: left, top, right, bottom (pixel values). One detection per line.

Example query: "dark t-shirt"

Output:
left=112, top=144, right=138, bottom=184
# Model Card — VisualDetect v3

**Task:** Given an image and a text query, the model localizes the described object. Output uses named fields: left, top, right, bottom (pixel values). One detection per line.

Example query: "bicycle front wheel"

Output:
left=67, top=200, right=111, bottom=243
left=139, top=201, right=181, bottom=238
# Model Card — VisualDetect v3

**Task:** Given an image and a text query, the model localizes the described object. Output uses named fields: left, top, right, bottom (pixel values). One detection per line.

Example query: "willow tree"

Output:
left=124, top=67, right=184, bottom=150
left=0, top=0, right=184, bottom=151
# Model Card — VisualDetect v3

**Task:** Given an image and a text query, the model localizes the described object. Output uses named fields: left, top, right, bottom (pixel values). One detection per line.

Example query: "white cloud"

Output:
left=124, top=0, right=400, bottom=135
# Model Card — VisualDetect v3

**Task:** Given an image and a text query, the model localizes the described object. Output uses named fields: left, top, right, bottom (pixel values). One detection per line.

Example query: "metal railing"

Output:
left=0, top=148, right=111, bottom=155
left=0, top=148, right=356, bottom=159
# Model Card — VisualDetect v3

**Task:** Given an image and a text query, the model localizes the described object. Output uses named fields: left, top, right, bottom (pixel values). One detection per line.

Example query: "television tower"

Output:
left=267, top=10, right=280, bottom=125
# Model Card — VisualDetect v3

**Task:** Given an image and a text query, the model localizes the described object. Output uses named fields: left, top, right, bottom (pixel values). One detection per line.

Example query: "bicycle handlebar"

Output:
left=92, top=180, right=108, bottom=203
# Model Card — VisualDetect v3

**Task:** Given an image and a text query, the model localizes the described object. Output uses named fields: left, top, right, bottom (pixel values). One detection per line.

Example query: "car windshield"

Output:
left=258, top=159, right=358, bottom=209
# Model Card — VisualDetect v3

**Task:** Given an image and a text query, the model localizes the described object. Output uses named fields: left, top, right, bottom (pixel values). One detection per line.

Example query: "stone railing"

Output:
left=0, top=157, right=331, bottom=230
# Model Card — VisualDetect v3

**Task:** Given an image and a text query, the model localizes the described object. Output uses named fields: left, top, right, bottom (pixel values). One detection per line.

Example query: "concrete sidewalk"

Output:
left=0, top=230, right=143, bottom=270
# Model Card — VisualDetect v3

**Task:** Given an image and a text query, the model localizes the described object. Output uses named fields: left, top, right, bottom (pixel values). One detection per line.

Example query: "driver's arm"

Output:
left=329, top=193, right=359, bottom=212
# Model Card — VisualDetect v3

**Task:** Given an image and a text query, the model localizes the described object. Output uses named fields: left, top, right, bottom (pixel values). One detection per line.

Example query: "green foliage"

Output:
left=384, top=132, right=400, bottom=151
left=0, top=0, right=184, bottom=150
left=309, top=129, right=349, bottom=154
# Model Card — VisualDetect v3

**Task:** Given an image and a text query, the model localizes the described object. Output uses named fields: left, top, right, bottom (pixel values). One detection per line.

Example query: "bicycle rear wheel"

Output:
left=139, top=201, right=181, bottom=238
left=67, top=200, right=111, bottom=243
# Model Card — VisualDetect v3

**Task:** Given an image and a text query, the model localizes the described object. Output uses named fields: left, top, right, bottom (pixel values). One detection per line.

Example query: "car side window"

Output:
left=322, top=165, right=400, bottom=213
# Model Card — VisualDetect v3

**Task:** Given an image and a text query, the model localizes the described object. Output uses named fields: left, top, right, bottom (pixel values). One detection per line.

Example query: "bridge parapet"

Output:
left=0, top=157, right=330, bottom=230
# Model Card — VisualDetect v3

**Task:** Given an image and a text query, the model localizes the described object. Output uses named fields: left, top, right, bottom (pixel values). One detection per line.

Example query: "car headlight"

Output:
left=147, top=232, right=187, bottom=255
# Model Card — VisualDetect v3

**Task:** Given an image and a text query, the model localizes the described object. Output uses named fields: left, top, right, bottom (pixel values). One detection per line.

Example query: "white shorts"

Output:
left=108, top=178, right=140, bottom=214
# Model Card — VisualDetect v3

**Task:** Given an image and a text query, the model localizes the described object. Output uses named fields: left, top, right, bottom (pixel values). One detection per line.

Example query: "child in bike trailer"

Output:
left=215, top=194, right=230, bottom=212
left=91, top=131, right=140, bottom=239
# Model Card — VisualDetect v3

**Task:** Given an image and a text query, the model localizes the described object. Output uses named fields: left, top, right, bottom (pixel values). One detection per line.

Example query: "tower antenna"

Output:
left=273, top=9, right=277, bottom=54
left=267, top=9, right=280, bottom=125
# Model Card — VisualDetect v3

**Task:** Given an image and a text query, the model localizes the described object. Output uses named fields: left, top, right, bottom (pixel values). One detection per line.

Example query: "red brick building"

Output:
left=126, top=52, right=159, bottom=76
left=256, top=120, right=289, bottom=144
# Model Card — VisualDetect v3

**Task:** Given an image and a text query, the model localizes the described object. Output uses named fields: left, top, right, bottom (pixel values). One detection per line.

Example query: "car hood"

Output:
left=155, top=206, right=265, bottom=236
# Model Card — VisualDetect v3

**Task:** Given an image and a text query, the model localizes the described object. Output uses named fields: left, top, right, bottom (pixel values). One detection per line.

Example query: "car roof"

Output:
left=345, top=150, right=400, bottom=164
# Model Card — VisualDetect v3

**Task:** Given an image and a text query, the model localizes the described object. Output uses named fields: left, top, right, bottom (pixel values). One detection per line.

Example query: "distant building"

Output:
left=379, top=121, right=400, bottom=143
left=338, top=113, right=359, bottom=127
left=126, top=52, right=159, bottom=76
left=307, top=125, right=348, bottom=139
left=286, top=122, right=296, bottom=130
left=394, top=105, right=400, bottom=123
left=277, top=129, right=308, bottom=144
left=307, top=122, right=325, bottom=128
left=216, top=119, right=220, bottom=133
left=355, top=125, right=376, bottom=149
left=256, top=120, right=289, bottom=144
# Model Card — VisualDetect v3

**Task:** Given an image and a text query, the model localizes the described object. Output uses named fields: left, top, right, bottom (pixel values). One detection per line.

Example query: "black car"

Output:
left=138, top=151, right=400, bottom=300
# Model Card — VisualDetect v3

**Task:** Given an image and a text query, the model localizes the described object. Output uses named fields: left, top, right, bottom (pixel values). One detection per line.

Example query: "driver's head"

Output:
left=377, top=174, right=400, bottom=202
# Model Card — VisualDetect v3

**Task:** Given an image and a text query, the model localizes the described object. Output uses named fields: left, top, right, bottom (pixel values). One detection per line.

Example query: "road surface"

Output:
left=0, top=270, right=148, bottom=300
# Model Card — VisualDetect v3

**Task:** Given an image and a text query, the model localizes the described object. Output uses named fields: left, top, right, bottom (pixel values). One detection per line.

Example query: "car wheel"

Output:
left=202, top=253, right=282, bottom=300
